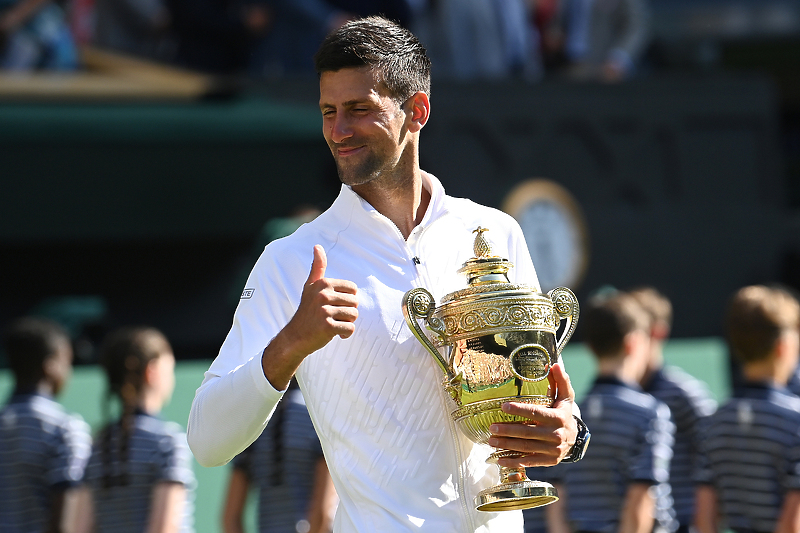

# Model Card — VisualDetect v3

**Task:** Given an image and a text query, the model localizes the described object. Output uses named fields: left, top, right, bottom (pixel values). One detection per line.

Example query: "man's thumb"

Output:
left=307, top=245, right=327, bottom=283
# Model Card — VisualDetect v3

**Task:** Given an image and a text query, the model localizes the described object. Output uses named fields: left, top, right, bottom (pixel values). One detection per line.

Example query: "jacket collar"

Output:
left=330, top=171, right=448, bottom=235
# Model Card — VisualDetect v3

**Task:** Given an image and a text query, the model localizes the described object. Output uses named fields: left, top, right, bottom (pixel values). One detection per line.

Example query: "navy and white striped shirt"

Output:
left=644, top=366, right=717, bottom=527
left=85, top=413, right=196, bottom=533
left=0, top=393, right=92, bottom=533
left=562, top=377, right=676, bottom=533
left=233, top=388, right=327, bottom=533
left=696, top=382, right=800, bottom=533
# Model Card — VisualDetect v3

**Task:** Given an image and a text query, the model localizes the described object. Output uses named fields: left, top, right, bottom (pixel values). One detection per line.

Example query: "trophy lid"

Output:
left=442, top=227, right=542, bottom=305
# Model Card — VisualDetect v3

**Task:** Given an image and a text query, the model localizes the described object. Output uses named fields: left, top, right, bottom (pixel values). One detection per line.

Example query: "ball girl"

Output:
left=81, top=326, right=195, bottom=533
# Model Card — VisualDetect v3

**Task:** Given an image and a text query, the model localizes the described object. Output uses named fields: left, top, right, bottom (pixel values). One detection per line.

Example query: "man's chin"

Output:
left=336, top=164, right=378, bottom=187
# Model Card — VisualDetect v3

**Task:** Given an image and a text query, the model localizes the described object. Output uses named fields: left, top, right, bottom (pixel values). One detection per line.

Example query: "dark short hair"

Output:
left=314, top=16, right=431, bottom=102
left=583, top=292, right=650, bottom=359
left=3, top=317, right=69, bottom=383
left=726, top=285, right=800, bottom=364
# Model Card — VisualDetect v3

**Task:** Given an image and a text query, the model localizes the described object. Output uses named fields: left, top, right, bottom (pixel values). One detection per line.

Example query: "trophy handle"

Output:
left=547, top=287, right=580, bottom=357
left=402, top=288, right=455, bottom=380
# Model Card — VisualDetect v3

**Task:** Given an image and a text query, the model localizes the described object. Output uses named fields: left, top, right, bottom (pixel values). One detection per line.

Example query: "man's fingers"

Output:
left=326, top=304, right=359, bottom=323
left=307, top=244, right=327, bottom=284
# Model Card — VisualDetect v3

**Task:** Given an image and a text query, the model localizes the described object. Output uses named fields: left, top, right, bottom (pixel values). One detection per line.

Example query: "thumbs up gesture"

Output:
left=284, top=245, right=359, bottom=354
left=261, top=245, right=358, bottom=390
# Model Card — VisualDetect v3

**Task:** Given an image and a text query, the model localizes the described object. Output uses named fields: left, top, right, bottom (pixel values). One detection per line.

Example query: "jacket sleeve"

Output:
left=187, top=242, right=304, bottom=467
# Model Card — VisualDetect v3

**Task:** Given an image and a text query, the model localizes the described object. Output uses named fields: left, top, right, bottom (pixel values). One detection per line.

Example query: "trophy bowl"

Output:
left=402, top=227, right=579, bottom=512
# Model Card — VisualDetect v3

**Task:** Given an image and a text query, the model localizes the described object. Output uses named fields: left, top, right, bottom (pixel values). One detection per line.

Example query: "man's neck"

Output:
left=352, top=168, right=430, bottom=240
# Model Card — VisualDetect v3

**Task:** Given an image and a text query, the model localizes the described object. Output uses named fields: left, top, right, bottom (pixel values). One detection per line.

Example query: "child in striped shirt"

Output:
left=0, top=317, right=92, bottom=532
left=552, top=290, right=675, bottom=533
left=631, top=286, right=717, bottom=533
left=695, top=285, right=800, bottom=533
left=81, top=326, right=196, bottom=533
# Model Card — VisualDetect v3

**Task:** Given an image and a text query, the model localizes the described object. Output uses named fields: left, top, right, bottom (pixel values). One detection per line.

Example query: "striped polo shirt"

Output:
left=85, top=413, right=196, bottom=533
left=233, top=388, right=328, bottom=533
left=696, top=382, right=800, bottom=533
left=562, top=377, right=676, bottom=533
left=644, top=366, right=717, bottom=527
left=787, top=367, right=800, bottom=397
left=0, top=392, right=92, bottom=532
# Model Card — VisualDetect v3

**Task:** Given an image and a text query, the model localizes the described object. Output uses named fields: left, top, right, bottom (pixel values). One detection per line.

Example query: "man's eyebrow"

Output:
left=319, top=98, right=371, bottom=110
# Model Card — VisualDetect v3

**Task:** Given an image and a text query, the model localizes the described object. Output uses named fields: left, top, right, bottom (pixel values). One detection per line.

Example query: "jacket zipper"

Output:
left=373, top=208, right=476, bottom=531
left=411, top=220, right=476, bottom=533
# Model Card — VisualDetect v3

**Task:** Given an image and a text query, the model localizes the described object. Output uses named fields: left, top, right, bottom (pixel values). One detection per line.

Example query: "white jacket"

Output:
left=188, top=172, right=543, bottom=532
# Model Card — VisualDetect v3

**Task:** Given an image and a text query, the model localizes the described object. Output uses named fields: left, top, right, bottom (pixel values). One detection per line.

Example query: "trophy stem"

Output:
left=474, top=450, right=559, bottom=512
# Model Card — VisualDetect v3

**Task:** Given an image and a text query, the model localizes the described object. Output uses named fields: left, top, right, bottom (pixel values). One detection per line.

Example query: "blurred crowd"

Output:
left=0, top=0, right=651, bottom=82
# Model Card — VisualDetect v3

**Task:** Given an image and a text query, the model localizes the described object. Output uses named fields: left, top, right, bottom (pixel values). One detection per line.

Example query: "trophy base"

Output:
left=475, top=480, right=558, bottom=512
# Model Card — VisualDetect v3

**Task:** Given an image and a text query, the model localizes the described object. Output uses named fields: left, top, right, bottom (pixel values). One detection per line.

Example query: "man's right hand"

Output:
left=261, top=245, right=358, bottom=390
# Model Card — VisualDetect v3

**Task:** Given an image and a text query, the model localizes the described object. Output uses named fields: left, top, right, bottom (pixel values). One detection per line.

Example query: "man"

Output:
left=0, top=317, right=92, bottom=532
left=188, top=16, right=583, bottom=532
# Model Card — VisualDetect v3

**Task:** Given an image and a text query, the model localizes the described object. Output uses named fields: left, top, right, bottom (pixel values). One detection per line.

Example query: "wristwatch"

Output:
left=561, top=415, right=590, bottom=463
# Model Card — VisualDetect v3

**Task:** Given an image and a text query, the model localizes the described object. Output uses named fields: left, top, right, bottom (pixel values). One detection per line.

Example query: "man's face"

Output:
left=319, top=67, right=410, bottom=187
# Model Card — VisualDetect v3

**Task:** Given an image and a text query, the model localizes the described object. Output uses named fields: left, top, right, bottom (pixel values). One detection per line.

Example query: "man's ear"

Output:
left=623, top=329, right=648, bottom=358
left=406, top=91, right=430, bottom=133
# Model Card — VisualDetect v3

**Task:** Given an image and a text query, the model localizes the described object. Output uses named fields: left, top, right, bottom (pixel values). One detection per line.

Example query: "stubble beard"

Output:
left=334, top=147, right=389, bottom=188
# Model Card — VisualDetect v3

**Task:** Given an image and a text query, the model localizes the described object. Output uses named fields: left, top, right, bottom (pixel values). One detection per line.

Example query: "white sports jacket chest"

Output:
left=188, top=173, right=542, bottom=532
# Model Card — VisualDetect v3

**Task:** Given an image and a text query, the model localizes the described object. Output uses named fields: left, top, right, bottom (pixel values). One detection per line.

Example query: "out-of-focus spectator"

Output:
left=81, top=326, right=196, bottom=532
left=249, top=0, right=415, bottom=79
left=530, top=0, right=568, bottom=75
left=0, top=317, right=92, bottom=532
left=555, top=290, right=675, bottom=532
left=0, top=0, right=78, bottom=69
left=222, top=379, right=337, bottom=533
left=563, top=0, right=649, bottom=82
left=694, top=286, right=800, bottom=533
left=93, top=0, right=176, bottom=62
left=418, top=0, right=540, bottom=81
left=631, top=286, right=716, bottom=533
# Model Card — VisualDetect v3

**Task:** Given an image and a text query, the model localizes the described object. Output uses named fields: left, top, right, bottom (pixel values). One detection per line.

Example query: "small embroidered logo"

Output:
left=241, top=288, right=255, bottom=299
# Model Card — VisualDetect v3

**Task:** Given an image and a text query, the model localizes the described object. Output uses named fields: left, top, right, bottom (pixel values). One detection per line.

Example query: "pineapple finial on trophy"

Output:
left=473, top=226, right=492, bottom=258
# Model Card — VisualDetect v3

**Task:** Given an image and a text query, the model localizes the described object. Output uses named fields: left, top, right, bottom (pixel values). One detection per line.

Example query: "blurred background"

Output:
left=0, top=0, right=798, bottom=529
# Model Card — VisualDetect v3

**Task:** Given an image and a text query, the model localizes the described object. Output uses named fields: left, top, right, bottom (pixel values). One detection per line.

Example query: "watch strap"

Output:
left=561, top=415, right=590, bottom=463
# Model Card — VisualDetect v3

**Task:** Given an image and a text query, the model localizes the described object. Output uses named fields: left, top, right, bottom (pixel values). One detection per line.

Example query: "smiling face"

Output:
left=319, top=67, right=414, bottom=189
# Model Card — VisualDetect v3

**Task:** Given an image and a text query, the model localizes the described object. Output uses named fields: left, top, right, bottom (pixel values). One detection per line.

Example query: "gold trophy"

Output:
left=402, top=227, right=579, bottom=512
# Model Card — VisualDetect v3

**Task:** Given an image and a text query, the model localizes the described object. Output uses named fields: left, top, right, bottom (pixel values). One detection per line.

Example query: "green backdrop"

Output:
left=0, top=338, right=731, bottom=532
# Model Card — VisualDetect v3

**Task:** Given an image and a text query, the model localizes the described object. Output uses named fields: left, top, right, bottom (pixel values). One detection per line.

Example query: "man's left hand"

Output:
left=487, top=363, right=578, bottom=467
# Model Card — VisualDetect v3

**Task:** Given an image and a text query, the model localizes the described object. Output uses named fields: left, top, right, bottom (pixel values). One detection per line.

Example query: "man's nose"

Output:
left=330, top=113, right=354, bottom=144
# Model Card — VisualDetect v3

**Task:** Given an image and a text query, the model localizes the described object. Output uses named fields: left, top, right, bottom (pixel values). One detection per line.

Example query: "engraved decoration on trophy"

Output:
left=402, top=227, right=579, bottom=512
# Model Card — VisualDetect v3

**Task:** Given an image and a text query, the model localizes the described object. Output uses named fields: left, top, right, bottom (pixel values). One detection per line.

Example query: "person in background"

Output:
left=563, top=0, right=649, bottom=82
left=80, top=326, right=195, bottom=533
left=556, top=291, right=675, bottom=533
left=417, top=0, right=540, bottom=81
left=0, top=0, right=78, bottom=69
left=630, top=286, right=717, bottom=533
left=222, top=378, right=337, bottom=533
left=694, top=286, right=800, bottom=533
left=0, top=317, right=92, bottom=532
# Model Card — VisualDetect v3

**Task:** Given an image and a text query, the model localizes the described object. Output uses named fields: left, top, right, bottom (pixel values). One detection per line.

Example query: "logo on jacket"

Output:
left=241, top=288, right=255, bottom=299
